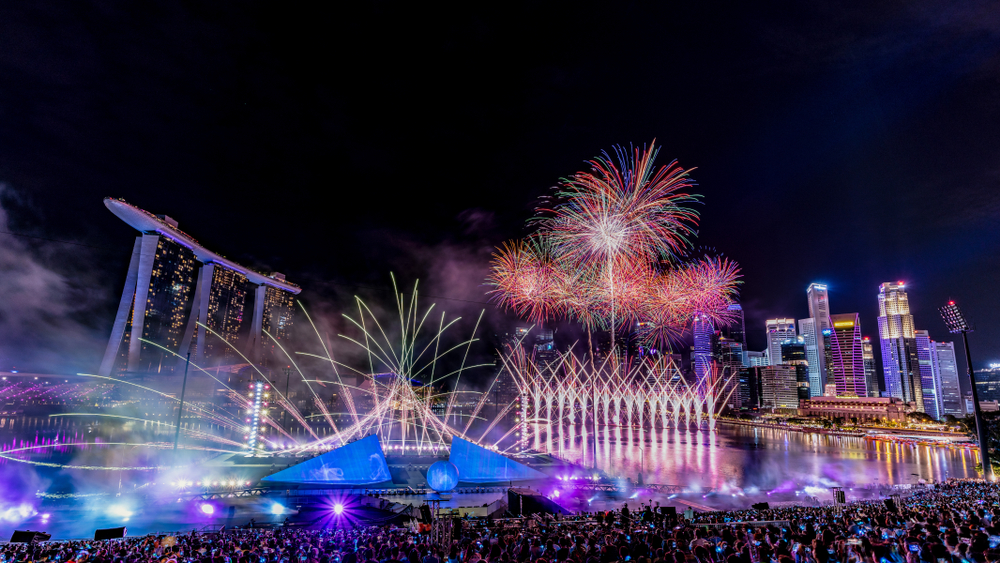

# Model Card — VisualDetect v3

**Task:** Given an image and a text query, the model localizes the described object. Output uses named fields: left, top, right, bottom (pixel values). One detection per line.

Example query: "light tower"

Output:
left=246, top=380, right=270, bottom=455
left=939, top=301, right=991, bottom=479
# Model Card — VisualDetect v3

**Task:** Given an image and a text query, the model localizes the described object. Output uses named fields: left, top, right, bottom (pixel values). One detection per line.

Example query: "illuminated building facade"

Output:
left=737, top=366, right=763, bottom=409
left=798, top=396, right=914, bottom=423
left=877, top=282, right=923, bottom=410
left=715, top=335, right=744, bottom=407
left=862, top=337, right=879, bottom=397
left=254, top=284, right=296, bottom=368
left=534, top=329, right=558, bottom=368
left=931, top=341, right=963, bottom=417
left=828, top=313, right=866, bottom=397
left=914, top=330, right=940, bottom=418
left=765, top=318, right=796, bottom=367
left=799, top=318, right=822, bottom=397
left=806, top=283, right=831, bottom=389
left=723, top=303, right=747, bottom=365
left=780, top=337, right=807, bottom=364
left=780, top=337, right=810, bottom=401
left=692, top=313, right=715, bottom=382
left=976, top=367, right=1000, bottom=403
left=746, top=351, right=768, bottom=367
left=760, top=364, right=800, bottom=412
left=100, top=198, right=302, bottom=376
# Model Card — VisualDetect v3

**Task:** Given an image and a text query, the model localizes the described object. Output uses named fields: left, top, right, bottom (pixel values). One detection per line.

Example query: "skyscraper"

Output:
left=760, top=365, right=800, bottom=411
left=746, top=351, right=768, bottom=367
left=877, top=282, right=923, bottom=410
left=780, top=337, right=811, bottom=401
left=534, top=329, right=559, bottom=368
left=799, top=318, right=822, bottom=397
left=828, top=313, right=866, bottom=397
left=862, top=337, right=879, bottom=397
left=914, top=330, right=940, bottom=418
left=780, top=337, right=807, bottom=364
left=806, top=283, right=831, bottom=388
left=931, top=341, right=963, bottom=417
left=493, top=326, right=530, bottom=419
left=723, top=303, right=747, bottom=365
left=975, top=367, right=1000, bottom=403
left=692, top=313, right=715, bottom=381
left=765, top=319, right=796, bottom=367
left=100, top=198, right=302, bottom=376
left=737, top=366, right=764, bottom=409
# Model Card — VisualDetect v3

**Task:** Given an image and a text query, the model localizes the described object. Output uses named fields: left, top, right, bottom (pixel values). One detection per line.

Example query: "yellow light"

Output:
left=833, top=321, right=855, bottom=328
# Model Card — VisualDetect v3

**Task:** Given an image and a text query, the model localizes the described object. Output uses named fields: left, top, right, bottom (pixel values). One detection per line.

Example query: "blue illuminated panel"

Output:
left=262, top=435, right=391, bottom=485
left=449, top=437, right=547, bottom=483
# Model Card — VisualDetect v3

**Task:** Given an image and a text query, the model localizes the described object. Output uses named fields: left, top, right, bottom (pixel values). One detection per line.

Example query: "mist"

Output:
left=0, top=185, right=110, bottom=373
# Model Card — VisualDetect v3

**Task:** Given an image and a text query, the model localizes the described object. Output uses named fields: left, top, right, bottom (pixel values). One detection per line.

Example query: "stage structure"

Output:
left=448, top=437, right=547, bottom=483
left=100, top=198, right=301, bottom=376
left=261, top=434, right=546, bottom=489
left=262, top=435, right=392, bottom=486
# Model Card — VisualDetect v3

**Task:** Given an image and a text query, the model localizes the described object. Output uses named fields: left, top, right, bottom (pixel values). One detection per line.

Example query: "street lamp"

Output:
left=939, top=301, right=991, bottom=480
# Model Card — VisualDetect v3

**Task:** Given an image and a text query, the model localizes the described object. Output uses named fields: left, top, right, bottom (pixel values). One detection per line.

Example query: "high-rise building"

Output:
left=492, top=326, right=530, bottom=419
left=806, top=283, right=832, bottom=388
left=760, top=365, right=800, bottom=411
left=723, top=303, right=747, bottom=365
left=534, top=329, right=559, bottom=369
left=713, top=334, right=743, bottom=408
left=877, top=282, right=923, bottom=410
left=914, top=330, right=941, bottom=419
left=799, top=318, right=823, bottom=397
left=765, top=319, right=796, bottom=367
left=780, top=337, right=807, bottom=364
left=100, top=198, right=302, bottom=376
left=254, top=282, right=296, bottom=368
left=931, top=341, right=963, bottom=418
left=692, top=314, right=715, bottom=382
left=737, top=366, right=764, bottom=409
left=746, top=351, right=768, bottom=367
left=974, top=367, right=1000, bottom=403
left=861, top=337, right=879, bottom=397
left=780, top=337, right=811, bottom=401
left=828, top=313, right=866, bottom=398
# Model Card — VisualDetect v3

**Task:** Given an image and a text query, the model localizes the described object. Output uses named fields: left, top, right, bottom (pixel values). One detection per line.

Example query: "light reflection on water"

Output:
left=534, top=422, right=978, bottom=489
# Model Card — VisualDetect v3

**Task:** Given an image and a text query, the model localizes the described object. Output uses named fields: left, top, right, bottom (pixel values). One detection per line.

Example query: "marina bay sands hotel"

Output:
left=99, top=198, right=302, bottom=377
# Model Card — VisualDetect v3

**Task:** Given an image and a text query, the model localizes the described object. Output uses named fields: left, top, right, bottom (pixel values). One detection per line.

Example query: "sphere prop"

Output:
left=427, top=460, right=459, bottom=492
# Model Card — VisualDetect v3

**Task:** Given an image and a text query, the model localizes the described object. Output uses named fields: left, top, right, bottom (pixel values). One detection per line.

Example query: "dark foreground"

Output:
left=2, top=480, right=998, bottom=563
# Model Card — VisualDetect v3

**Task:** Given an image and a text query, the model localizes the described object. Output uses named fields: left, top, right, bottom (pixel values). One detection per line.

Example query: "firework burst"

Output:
left=488, top=142, right=741, bottom=345
left=539, top=142, right=701, bottom=264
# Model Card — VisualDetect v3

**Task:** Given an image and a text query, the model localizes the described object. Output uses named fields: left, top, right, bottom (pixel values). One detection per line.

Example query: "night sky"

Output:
left=1, top=1, right=999, bottom=378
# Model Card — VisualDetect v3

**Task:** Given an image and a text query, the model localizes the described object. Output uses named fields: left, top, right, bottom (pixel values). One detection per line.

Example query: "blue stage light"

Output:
left=333, top=503, right=345, bottom=515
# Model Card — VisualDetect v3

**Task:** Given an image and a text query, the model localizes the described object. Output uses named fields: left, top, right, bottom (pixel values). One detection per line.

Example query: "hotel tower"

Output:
left=99, top=198, right=301, bottom=376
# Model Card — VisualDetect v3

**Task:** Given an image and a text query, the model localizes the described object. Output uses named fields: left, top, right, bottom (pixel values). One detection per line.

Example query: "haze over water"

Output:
left=536, top=423, right=979, bottom=489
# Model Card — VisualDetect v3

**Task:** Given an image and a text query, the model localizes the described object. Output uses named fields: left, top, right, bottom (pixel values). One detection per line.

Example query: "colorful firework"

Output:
left=538, top=142, right=701, bottom=264
left=488, top=142, right=741, bottom=345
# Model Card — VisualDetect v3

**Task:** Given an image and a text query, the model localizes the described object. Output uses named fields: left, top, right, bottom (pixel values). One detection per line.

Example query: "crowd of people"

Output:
left=3, top=480, right=1000, bottom=563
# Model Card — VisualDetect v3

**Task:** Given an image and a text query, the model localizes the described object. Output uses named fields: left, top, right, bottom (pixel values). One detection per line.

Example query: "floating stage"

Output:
left=259, top=435, right=550, bottom=491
